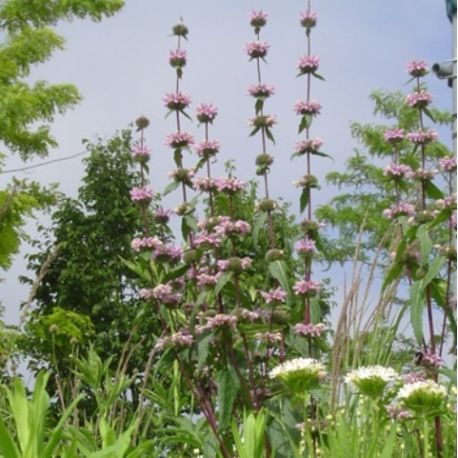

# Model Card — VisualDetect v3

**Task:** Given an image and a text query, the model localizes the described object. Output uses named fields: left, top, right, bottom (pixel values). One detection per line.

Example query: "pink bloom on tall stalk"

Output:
left=131, top=144, right=151, bottom=160
left=413, top=168, right=436, bottom=181
left=406, top=60, right=429, bottom=77
left=248, top=83, right=275, bottom=98
left=384, top=128, right=405, bottom=144
left=293, top=279, right=321, bottom=296
left=439, top=155, right=457, bottom=172
left=300, top=10, right=318, bottom=28
left=193, top=233, right=221, bottom=249
left=150, top=283, right=182, bottom=304
left=131, top=236, right=162, bottom=252
left=294, top=100, right=321, bottom=116
left=195, top=139, right=220, bottom=158
left=196, top=103, right=218, bottom=123
left=435, top=194, right=457, bottom=210
left=169, top=49, right=187, bottom=68
left=294, top=322, right=326, bottom=337
left=405, top=90, right=433, bottom=108
left=193, top=176, right=217, bottom=192
left=245, top=41, right=270, bottom=59
left=295, top=138, right=323, bottom=155
left=154, top=207, right=173, bottom=224
left=298, top=55, right=319, bottom=74
left=196, top=272, right=222, bottom=288
left=163, top=92, right=191, bottom=111
left=421, top=350, right=444, bottom=368
left=382, top=202, right=416, bottom=219
left=153, top=243, right=182, bottom=263
left=261, top=287, right=287, bottom=304
left=383, top=163, right=413, bottom=179
left=214, top=176, right=246, bottom=193
left=407, top=129, right=438, bottom=144
left=213, top=217, right=251, bottom=236
left=296, top=237, right=316, bottom=255
left=250, top=10, right=268, bottom=28
left=165, top=132, right=194, bottom=149
left=201, top=314, right=238, bottom=331
left=250, top=114, right=277, bottom=128
left=130, top=186, right=154, bottom=203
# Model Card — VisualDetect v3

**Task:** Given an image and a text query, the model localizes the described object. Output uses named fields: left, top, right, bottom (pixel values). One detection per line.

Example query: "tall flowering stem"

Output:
left=293, top=0, right=325, bottom=333
left=165, top=21, right=194, bottom=207
left=406, top=63, right=437, bottom=355
left=247, top=10, right=277, bottom=248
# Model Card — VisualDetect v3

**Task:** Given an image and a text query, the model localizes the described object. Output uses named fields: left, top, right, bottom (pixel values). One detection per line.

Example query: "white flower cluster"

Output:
left=344, top=365, right=398, bottom=385
left=269, top=357, right=325, bottom=379
left=397, top=380, right=447, bottom=402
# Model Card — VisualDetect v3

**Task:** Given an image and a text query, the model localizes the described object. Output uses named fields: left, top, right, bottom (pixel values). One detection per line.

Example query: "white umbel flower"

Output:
left=345, top=365, right=398, bottom=398
left=397, top=380, right=447, bottom=416
left=269, top=358, right=326, bottom=392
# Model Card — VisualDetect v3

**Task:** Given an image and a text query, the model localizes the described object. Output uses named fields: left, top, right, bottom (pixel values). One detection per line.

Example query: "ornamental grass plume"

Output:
left=344, top=365, right=398, bottom=398
left=397, top=380, right=448, bottom=416
left=269, top=357, right=326, bottom=392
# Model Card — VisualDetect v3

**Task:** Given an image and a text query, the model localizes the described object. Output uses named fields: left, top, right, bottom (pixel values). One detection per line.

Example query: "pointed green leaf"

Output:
left=299, top=187, right=309, bottom=213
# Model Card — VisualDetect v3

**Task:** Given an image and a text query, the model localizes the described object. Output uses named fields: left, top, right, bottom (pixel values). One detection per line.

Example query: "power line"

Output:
left=0, top=151, right=88, bottom=175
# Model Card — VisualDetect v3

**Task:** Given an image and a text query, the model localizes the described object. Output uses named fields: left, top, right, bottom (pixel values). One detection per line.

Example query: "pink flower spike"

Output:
left=165, top=132, right=194, bottom=149
left=130, top=186, right=154, bottom=203
left=295, top=138, right=323, bottom=155
left=294, top=322, right=326, bottom=337
left=196, top=103, right=218, bottom=123
left=405, top=90, right=432, bottom=109
left=384, top=128, right=405, bottom=144
left=294, top=100, right=321, bottom=116
left=163, top=92, right=191, bottom=111
left=250, top=10, right=268, bottom=28
left=293, top=279, right=321, bottom=296
left=296, top=237, right=316, bottom=255
left=248, top=83, right=275, bottom=99
left=245, top=41, right=270, bottom=60
left=406, top=60, right=429, bottom=77
left=261, top=287, right=287, bottom=304
left=195, top=139, right=220, bottom=158
left=298, top=55, right=319, bottom=74
left=439, top=156, right=457, bottom=172
left=169, top=49, right=187, bottom=68
left=383, top=163, right=413, bottom=179
left=300, top=10, right=318, bottom=28
left=131, top=144, right=151, bottom=160
left=407, top=129, right=438, bottom=145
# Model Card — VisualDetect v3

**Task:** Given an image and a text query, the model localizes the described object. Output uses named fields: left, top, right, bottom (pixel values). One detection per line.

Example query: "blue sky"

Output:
left=0, top=0, right=454, bottom=325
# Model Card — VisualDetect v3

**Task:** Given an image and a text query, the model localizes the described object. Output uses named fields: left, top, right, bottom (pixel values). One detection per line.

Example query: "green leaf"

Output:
left=299, top=187, right=309, bottom=213
left=265, top=127, right=275, bottom=144
left=255, top=98, right=264, bottom=114
left=379, top=425, right=397, bottom=458
left=410, top=281, right=424, bottom=345
left=423, top=107, right=436, bottom=122
left=312, top=72, right=326, bottom=81
left=249, top=126, right=261, bottom=137
left=382, top=261, right=403, bottom=290
left=0, top=417, right=20, bottom=458
left=217, top=366, right=240, bottom=430
left=298, top=115, right=312, bottom=133
left=424, top=181, right=444, bottom=199
left=163, top=180, right=180, bottom=196
left=215, top=272, right=232, bottom=296
left=196, top=334, right=212, bottom=370
left=312, top=150, right=333, bottom=160
left=417, top=225, right=433, bottom=264
left=252, top=212, right=268, bottom=246
left=268, top=261, right=290, bottom=292
left=422, top=256, right=445, bottom=288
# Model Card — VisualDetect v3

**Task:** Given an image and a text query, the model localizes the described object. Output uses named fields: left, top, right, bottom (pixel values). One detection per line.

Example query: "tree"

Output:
left=22, top=130, right=152, bottom=376
left=0, top=0, right=124, bottom=273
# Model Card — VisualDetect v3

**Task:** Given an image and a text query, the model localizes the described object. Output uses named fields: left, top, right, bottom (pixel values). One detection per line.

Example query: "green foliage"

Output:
left=0, top=372, right=82, bottom=458
left=317, top=89, right=452, bottom=263
left=23, top=130, right=151, bottom=375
